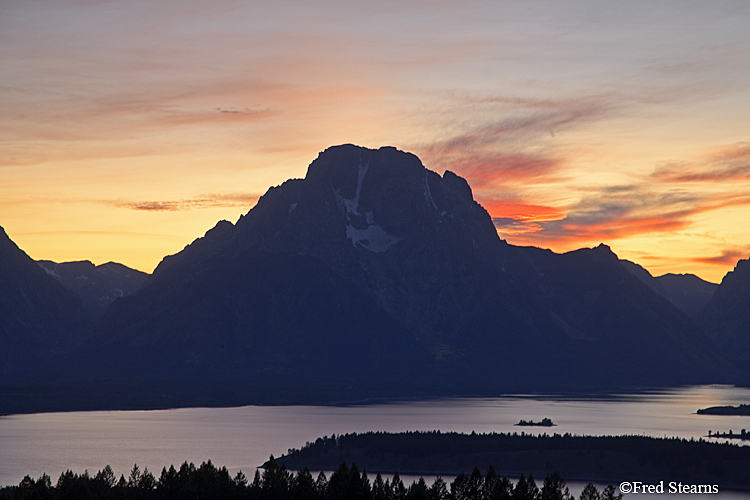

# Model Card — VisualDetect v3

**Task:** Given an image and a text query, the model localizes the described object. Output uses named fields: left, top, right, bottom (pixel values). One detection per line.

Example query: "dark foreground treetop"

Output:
left=1, top=458, right=621, bottom=500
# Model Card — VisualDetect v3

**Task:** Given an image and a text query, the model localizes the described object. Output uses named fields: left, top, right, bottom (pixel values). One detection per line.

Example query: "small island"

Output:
left=697, top=404, right=750, bottom=416
left=516, top=417, right=556, bottom=427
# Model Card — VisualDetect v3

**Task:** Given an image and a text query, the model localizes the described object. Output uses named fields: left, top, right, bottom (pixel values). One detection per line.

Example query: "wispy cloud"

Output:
left=651, top=142, right=750, bottom=183
left=692, top=248, right=750, bottom=267
left=498, top=179, right=750, bottom=252
left=498, top=184, right=710, bottom=247
left=110, top=193, right=260, bottom=212
left=456, top=136, right=750, bottom=254
left=481, top=199, right=566, bottom=237
left=3, top=0, right=749, bottom=279
left=119, top=201, right=183, bottom=212
left=413, top=93, right=627, bottom=240
left=418, top=95, right=616, bottom=188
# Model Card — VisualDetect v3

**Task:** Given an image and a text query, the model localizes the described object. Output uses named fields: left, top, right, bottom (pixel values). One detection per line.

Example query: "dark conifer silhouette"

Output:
left=0, top=459, right=633, bottom=500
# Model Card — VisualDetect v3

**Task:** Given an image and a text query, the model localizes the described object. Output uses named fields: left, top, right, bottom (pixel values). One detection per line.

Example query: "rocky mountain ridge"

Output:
left=697, top=258, right=750, bottom=363
left=620, top=260, right=717, bottom=317
left=1, top=144, right=748, bottom=412
left=0, top=227, right=91, bottom=382
left=37, top=260, right=148, bottom=321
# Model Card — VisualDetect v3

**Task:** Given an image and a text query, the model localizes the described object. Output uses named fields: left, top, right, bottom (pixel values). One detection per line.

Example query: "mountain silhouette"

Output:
left=0, top=227, right=91, bottom=382
left=37, top=260, right=148, bottom=321
left=0, top=145, right=744, bottom=411
left=620, top=260, right=717, bottom=317
left=81, top=145, right=730, bottom=401
left=697, top=258, right=750, bottom=364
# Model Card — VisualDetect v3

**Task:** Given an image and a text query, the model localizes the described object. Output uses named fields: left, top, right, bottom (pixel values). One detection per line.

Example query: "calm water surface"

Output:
left=1, top=385, right=749, bottom=495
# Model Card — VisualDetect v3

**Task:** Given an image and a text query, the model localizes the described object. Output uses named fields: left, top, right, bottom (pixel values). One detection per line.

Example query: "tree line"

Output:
left=278, top=430, right=750, bottom=487
left=1, top=458, right=621, bottom=500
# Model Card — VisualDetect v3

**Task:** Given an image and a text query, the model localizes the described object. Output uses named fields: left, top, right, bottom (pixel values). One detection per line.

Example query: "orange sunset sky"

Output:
left=2, top=1, right=749, bottom=283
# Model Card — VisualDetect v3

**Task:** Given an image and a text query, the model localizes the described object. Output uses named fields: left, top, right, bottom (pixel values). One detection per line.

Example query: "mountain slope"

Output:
left=37, top=260, right=148, bottom=321
left=91, top=145, right=551, bottom=394
left=513, top=246, right=724, bottom=386
left=697, top=258, right=750, bottom=366
left=620, top=260, right=717, bottom=317
left=79, top=145, right=728, bottom=401
left=0, top=227, right=91, bottom=382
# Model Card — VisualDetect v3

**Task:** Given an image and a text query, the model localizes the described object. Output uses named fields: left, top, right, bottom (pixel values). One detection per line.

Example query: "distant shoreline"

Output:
left=4, top=382, right=743, bottom=417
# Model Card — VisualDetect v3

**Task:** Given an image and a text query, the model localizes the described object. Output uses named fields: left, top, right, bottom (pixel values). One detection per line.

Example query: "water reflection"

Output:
left=1, top=385, right=748, bottom=493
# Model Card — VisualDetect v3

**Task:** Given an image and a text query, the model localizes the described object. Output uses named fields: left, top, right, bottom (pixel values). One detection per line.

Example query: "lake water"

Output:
left=1, top=384, right=749, bottom=496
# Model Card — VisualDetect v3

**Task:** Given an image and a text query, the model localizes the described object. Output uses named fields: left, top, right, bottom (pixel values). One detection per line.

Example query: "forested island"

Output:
left=515, top=418, right=555, bottom=427
left=0, top=459, right=620, bottom=500
left=5, top=431, right=750, bottom=498
left=274, top=431, right=750, bottom=489
left=698, top=404, right=750, bottom=416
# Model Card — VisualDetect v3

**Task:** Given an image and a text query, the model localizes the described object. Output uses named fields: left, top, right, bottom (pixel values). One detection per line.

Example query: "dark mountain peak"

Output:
left=305, top=144, right=425, bottom=186
left=697, top=257, right=750, bottom=364
left=620, top=259, right=719, bottom=290
left=37, top=259, right=148, bottom=322
left=1, top=140, right=742, bottom=412
left=224, top=144, right=501, bottom=262
left=93, top=146, right=523, bottom=386
left=718, top=258, right=750, bottom=288
left=67, top=145, right=732, bottom=406
left=98, top=261, right=148, bottom=277
left=303, top=144, right=478, bottom=213
left=38, top=259, right=95, bottom=276
left=0, top=225, right=23, bottom=254
left=207, top=219, right=234, bottom=236
left=302, top=145, right=474, bottom=236
left=151, top=145, right=498, bottom=276
left=153, top=219, right=237, bottom=277
left=1, top=226, right=91, bottom=381
left=442, top=170, right=474, bottom=201
left=705, top=257, right=750, bottom=307
left=592, top=243, right=615, bottom=256
left=620, top=259, right=717, bottom=317
left=563, top=243, right=618, bottom=264
left=39, top=259, right=148, bottom=281
left=620, top=259, right=656, bottom=282
left=658, top=272, right=716, bottom=286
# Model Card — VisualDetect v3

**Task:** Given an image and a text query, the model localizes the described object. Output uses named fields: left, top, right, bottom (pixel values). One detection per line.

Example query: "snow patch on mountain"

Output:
left=343, top=161, right=369, bottom=217
left=346, top=223, right=400, bottom=252
left=423, top=172, right=440, bottom=214
left=41, top=265, right=61, bottom=279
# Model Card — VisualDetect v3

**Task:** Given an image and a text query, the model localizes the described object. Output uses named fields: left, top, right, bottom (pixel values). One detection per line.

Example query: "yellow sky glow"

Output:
left=2, top=0, right=749, bottom=282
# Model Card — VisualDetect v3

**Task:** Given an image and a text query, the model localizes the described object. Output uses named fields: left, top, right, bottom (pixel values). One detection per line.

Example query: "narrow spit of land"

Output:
left=708, top=430, right=750, bottom=441
left=274, top=431, right=750, bottom=489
